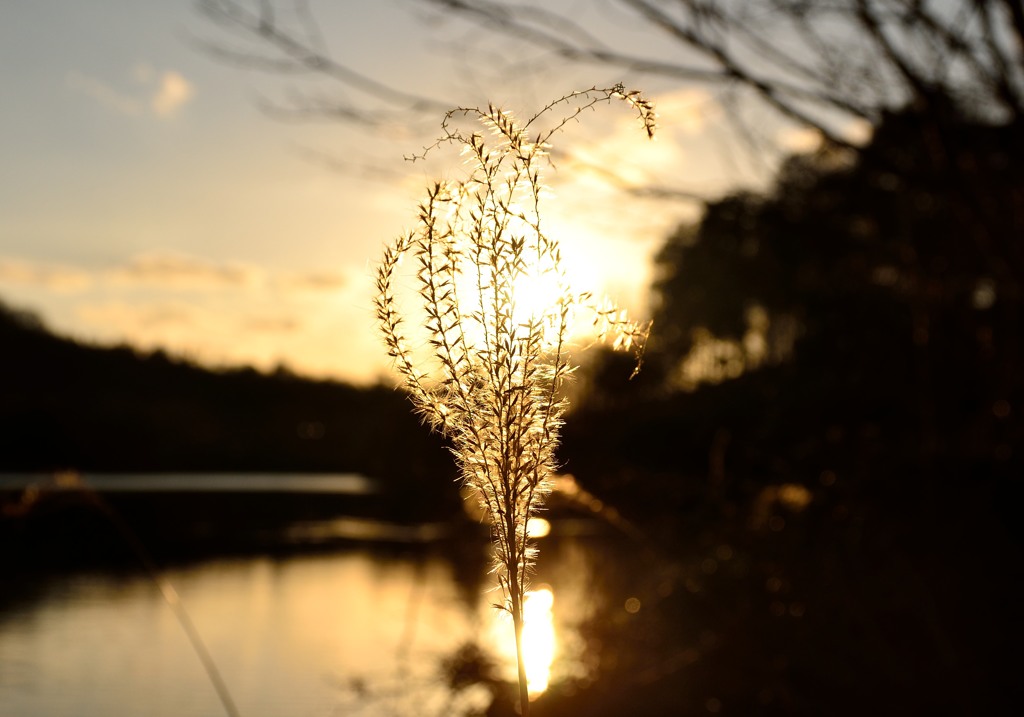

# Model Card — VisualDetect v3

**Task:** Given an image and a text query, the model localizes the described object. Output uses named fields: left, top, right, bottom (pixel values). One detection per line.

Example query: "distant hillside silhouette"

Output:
left=0, top=300, right=458, bottom=510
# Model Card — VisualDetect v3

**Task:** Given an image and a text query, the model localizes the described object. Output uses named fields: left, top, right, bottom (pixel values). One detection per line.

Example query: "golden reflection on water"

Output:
left=522, top=587, right=556, bottom=696
left=525, top=516, right=551, bottom=538
left=488, top=585, right=557, bottom=699
left=3, top=537, right=606, bottom=716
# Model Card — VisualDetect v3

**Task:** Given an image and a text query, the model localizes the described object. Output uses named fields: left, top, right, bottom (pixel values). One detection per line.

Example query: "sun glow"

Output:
left=448, top=226, right=574, bottom=353
left=509, top=263, right=566, bottom=328
left=450, top=226, right=614, bottom=355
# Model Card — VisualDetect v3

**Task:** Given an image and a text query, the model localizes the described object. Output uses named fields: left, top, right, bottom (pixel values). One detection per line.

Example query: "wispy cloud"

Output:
left=74, top=303, right=310, bottom=343
left=242, top=316, right=303, bottom=333
left=0, top=258, right=94, bottom=292
left=67, top=67, right=194, bottom=119
left=110, top=252, right=259, bottom=290
left=151, top=71, right=194, bottom=117
left=654, top=88, right=721, bottom=136
left=568, top=88, right=712, bottom=186
left=71, top=297, right=377, bottom=380
left=0, top=253, right=352, bottom=296
left=78, top=301, right=196, bottom=328
left=66, top=70, right=143, bottom=116
left=0, top=252, right=379, bottom=379
left=74, top=301, right=220, bottom=361
left=275, top=272, right=348, bottom=292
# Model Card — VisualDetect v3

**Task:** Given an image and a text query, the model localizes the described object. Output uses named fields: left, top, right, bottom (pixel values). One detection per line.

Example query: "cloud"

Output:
left=243, top=316, right=303, bottom=333
left=0, top=258, right=94, bottom=292
left=110, top=255, right=353, bottom=296
left=109, top=252, right=260, bottom=290
left=78, top=301, right=195, bottom=328
left=151, top=71, right=194, bottom=117
left=275, top=272, right=348, bottom=292
left=67, top=67, right=194, bottom=119
left=132, top=63, right=155, bottom=83
left=653, top=88, right=720, bottom=136
left=71, top=298, right=360, bottom=379
left=80, top=303, right=306, bottom=339
left=570, top=123, right=679, bottom=187
left=66, top=71, right=142, bottom=116
left=1, top=252, right=376, bottom=379
left=74, top=301, right=219, bottom=361
left=0, top=253, right=354, bottom=297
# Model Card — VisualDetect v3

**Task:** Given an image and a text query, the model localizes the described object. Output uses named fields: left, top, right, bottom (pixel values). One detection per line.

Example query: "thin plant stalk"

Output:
left=512, top=573, right=529, bottom=713
left=374, top=85, right=655, bottom=714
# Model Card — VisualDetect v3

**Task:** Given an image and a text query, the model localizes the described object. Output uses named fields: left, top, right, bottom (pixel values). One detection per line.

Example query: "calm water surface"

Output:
left=0, top=536, right=611, bottom=717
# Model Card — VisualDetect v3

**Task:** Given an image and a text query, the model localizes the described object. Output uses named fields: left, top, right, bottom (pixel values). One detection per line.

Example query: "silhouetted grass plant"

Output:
left=375, top=85, right=654, bottom=714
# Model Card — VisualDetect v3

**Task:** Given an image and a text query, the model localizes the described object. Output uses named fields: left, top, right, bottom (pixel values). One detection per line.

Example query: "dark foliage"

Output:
left=555, top=106, right=1024, bottom=716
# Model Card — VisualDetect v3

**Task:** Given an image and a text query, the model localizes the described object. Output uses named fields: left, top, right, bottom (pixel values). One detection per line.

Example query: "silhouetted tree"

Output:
left=553, top=104, right=1024, bottom=716
left=646, top=102, right=1022, bottom=450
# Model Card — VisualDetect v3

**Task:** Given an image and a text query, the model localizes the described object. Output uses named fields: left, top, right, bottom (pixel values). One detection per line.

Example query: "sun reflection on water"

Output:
left=489, top=584, right=558, bottom=699
left=522, top=587, right=556, bottom=697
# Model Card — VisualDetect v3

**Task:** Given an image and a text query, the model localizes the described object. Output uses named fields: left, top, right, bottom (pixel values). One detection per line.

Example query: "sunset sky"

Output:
left=1, top=1, right=825, bottom=384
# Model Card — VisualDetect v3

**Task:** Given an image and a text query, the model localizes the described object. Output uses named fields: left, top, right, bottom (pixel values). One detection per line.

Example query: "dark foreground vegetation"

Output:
left=552, top=104, right=1024, bottom=716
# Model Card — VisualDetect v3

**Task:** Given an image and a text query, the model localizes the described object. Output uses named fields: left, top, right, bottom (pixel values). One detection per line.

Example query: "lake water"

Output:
left=0, top=472, right=376, bottom=494
left=0, top=475, right=624, bottom=717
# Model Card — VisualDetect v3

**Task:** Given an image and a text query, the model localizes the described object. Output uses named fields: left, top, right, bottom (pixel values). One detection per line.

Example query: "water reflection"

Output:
left=485, top=585, right=558, bottom=700
left=522, top=587, right=556, bottom=696
left=0, top=535, right=613, bottom=717
left=284, top=517, right=449, bottom=544
left=525, top=517, right=551, bottom=539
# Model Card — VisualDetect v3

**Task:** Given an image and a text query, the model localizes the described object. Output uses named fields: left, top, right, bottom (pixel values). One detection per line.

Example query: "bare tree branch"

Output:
left=196, top=0, right=1024, bottom=200
left=200, top=0, right=1023, bottom=131
left=1001, top=0, right=1024, bottom=61
left=623, top=0, right=866, bottom=146
left=197, top=0, right=452, bottom=117
left=418, top=0, right=737, bottom=83
left=975, top=0, right=1024, bottom=118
